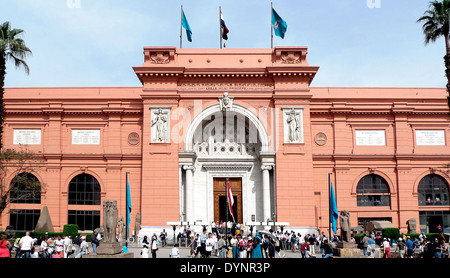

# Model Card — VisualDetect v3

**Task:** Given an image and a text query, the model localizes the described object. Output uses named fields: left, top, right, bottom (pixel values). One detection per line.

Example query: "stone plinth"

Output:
left=83, top=252, right=134, bottom=259
left=334, top=242, right=361, bottom=258
left=95, top=242, right=122, bottom=255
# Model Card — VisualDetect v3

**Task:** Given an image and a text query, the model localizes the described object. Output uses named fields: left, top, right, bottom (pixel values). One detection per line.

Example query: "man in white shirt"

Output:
left=171, top=244, right=180, bottom=258
left=205, top=233, right=214, bottom=258
left=19, top=232, right=34, bottom=258
left=54, top=235, right=64, bottom=257
left=63, top=235, right=72, bottom=258
left=75, top=236, right=88, bottom=258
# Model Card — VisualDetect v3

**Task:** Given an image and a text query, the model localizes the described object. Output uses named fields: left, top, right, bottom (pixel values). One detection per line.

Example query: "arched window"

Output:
left=418, top=174, right=449, bottom=206
left=68, top=173, right=101, bottom=205
left=10, top=172, right=41, bottom=204
left=356, top=174, right=390, bottom=207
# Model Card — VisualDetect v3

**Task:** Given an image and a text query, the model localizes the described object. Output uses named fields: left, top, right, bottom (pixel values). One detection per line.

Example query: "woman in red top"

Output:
left=0, top=234, right=11, bottom=258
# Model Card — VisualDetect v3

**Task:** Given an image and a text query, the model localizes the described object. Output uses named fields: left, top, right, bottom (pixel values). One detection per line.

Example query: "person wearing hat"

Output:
left=75, top=236, right=88, bottom=258
left=396, top=237, right=406, bottom=258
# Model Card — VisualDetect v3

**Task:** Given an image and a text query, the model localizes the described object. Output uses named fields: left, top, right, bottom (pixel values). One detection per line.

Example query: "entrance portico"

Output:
left=180, top=102, right=275, bottom=230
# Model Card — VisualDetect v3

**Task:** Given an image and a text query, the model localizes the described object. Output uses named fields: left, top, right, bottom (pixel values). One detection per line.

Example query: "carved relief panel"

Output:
left=282, top=107, right=303, bottom=143
left=150, top=107, right=171, bottom=143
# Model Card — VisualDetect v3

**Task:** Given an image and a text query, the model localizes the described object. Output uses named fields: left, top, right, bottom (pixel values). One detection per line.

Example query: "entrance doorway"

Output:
left=213, top=178, right=242, bottom=223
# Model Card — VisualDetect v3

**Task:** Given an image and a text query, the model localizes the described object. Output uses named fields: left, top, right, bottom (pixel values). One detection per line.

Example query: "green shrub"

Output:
left=382, top=228, right=400, bottom=240
left=63, top=224, right=79, bottom=237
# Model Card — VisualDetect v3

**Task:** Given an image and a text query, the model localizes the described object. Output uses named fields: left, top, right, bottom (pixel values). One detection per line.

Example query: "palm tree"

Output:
left=418, top=0, right=450, bottom=111
left=0, top=21, right=32, bottom=149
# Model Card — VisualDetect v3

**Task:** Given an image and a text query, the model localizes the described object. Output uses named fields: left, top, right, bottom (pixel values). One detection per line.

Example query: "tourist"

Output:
left=140, top=244, right=149, bottom=258
left=308, top=234, right=315, bottom=254
left=230, top=234, right=239, bottom=258
left=171, top=244, right=180, bottom=258
left=75, top=236, right=88, bottom=258
left=63, top=235, right=72, bottom=258
left=362, top=234, right=369, bottom=256
left=200, top=229, right=207, bottom=258
left=0, top=234, right=11, bottom=258
left=151, top=234, right=158, bottom=258
left=18, top=232, right=34, bottom=258
left=30, top=246, right=39, bottom=258
left=246, top=237, right=253, bottom=258
left=368, top=236, right=375, bottom=258
left=160, top=229, right=167, bottom=247
left=189, top=235, right=196, bottom=258
left=91, top=231, right=99, bottom=253
left=251, top=232, right=263, bottom=258
left=39, top=236, right=52, bottom=258
left=238, top=235, right=245, bottom=258
left=322, top=239, right=333, bottom=258
left=300, top=241, right=309, bottom=258
left=433, top=238, right=442, bottom=258
left=218, top=236, right=227, bottom=258
left=291, top=233, right=297, bottom=252
left=382, top=238, right=391, bottom=258
left=54, top=235, right=64, bottom=258
left=405, top=236, right=415, bottom=258
left=396, top=237, right=406, bottom=258
left=268, top=238, right=275, bottom=258
left=205, top=233, right=214, bottom=258
left=73, top=235, right=81, bottom=256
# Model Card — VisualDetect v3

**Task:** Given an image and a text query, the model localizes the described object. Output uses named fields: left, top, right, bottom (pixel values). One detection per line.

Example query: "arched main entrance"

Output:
left=180, top=102, right=275, bottom=228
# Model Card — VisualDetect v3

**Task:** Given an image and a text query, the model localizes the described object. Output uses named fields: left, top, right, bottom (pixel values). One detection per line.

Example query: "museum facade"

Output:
left=2, top=46, right=450, bottom=237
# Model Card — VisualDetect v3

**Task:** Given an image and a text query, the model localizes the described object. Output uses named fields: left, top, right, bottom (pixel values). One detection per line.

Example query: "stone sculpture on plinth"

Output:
left=335, top=210, right=360, bottom=257
left=94, top=200, right=125, bottom=256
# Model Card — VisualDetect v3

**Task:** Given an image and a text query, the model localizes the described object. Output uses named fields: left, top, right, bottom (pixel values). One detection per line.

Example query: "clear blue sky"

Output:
left=1, top=0, right=445, bottom=88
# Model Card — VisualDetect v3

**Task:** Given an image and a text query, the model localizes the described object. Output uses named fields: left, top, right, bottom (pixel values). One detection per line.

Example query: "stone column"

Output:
left=261, top=165, right=273, bottom=227
left=183, top=165, right=195, bottom=223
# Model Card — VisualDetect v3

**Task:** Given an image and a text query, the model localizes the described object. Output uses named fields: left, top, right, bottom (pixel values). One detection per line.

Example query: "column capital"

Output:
left=183, top=165, right=195, bottom=172
left=261, top=165, right=273, bottom=171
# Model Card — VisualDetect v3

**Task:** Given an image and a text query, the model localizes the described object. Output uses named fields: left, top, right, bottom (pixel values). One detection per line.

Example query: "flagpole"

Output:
left=126, top=172, right=129, bottom=248
left=328, top=172, right=332, bottom=239
left=271, top=2, right=273, bottom=48
left=225, top=178, right=229, bottom=249
left=219, top=6, right=222, bottom=49
left=180, top=5, right=183, bottom=49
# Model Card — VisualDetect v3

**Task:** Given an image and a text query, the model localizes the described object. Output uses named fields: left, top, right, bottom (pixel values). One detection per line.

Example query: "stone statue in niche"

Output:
left=151, top=108, right=169, bottom=143
left=286, top=108, right=300, bottom=142
left=219, top=92, right=233, bottom=111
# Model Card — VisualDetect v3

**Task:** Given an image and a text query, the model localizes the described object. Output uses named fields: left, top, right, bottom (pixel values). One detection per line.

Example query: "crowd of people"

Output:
left=361, top=232, right=449, bottom=258
left=0, top=231, right=102, bottom=258
left=144, top=221, right=336, bottom=259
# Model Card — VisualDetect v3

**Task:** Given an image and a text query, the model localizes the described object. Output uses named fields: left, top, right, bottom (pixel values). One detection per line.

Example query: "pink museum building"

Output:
left=2, top=46, right=450, bottom=237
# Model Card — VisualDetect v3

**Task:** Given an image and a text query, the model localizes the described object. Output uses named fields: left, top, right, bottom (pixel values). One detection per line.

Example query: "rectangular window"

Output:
left=9, top=209, right=40, bottom=231
left=67, top=210, right=100, bottom=231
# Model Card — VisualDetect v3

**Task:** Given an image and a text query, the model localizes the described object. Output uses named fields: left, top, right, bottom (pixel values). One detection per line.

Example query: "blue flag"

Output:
left=126, top=176, right=132, bottom=234
left=271, top=8, right=287, bottom=39
left=330, top=181, right=338, bottom=234
left=182, top=11, right=192, bottom=42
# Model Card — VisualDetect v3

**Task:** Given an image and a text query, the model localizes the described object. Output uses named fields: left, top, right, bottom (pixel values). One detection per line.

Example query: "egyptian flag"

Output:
left=227, top=179, right=235, bottom=222
left=220, top=11, right=229, bottom=40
